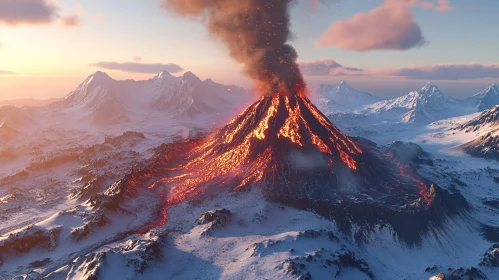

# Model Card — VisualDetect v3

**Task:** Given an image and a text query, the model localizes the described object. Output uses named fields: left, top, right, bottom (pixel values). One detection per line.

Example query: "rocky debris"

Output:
left=479, top=244, right=499, bottom=267
left=69, top=175, right=109, bottom=200
left=87, top=179, right=137, bottom=212
left=276, top=248, right=374, bottom=280
left=280, top=260, right=311, bottom=280
left=388, top=141, right=434, bottom=166
left=0, top=225, right=61, bottom=266
left=71, top=214, right=110, bottom=241
left=426, top=266, right=486, bottom=280
left=104, top=131, right=146, bottom=147
left=297, top=229, right=339, bottom=242
left=196, top=209, right=232, bottom=236
left=42, top=232, right=167, bottom=279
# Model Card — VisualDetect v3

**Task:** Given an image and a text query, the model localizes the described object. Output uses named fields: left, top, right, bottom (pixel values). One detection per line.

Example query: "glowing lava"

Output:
left=142, top=93, right=435, bottom=229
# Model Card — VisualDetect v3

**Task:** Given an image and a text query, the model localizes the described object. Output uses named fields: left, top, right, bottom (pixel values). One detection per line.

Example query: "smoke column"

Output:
left=163, top=0, right=307, bottom=97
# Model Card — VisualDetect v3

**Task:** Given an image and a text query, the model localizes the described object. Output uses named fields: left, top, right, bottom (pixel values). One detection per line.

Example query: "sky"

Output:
left=0, top=0, right=498, bottom=100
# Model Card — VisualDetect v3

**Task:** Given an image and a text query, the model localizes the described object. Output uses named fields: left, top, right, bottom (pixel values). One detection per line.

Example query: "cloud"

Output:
left=316, top=0, right=427, bottom=52
left=0, top=0, right=58, bottom=26
left=370, top=63, right=499, bottom=80
left=299, top=59, right=363, bottom=76
left=0, top=70, right=16, bottom=75
left=60, top=14, right=81, bottom=27
left=301, top=60, right=499, bottom=80
left=89, top=61, right=184, bottom=74
left=133, top=57, right=142, bottom=62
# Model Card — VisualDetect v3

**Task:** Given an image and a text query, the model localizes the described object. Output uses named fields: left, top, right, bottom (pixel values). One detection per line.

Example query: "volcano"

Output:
left=141, top=94, right=468, bottom=243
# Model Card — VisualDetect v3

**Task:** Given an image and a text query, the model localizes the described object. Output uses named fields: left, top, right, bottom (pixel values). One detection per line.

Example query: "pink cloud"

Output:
left=316, top=0, right=427, bottom=51
left=60, top=14, right=81, bottom=27
left=435, top=0, right=454, bottom=13
left=0, top=0, right=58, bottom=26
left=133, top=57, right=142, bottom=62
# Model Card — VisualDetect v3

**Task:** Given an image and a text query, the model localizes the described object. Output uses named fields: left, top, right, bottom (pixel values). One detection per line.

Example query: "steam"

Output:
left=162, top=0, right=306, bottom=97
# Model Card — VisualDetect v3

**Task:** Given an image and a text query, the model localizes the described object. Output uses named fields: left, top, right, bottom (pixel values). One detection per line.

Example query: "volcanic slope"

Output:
left=147, top=94, right=468, bottom=243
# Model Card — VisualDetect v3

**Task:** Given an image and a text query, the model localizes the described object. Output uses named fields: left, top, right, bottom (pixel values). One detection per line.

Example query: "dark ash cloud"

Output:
left=89, top=61, right=184, bottom=74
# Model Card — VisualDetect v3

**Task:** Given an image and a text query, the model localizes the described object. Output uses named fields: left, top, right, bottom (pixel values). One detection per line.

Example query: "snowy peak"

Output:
left=181, top=71, right=202, bottom=85
left=364, top=82, right=467, bottom=123
left=315, top=81, right=382, bottom=111
left=83, top=71, right=114, bottom=87
left=471, top=83, right=499, bottom=111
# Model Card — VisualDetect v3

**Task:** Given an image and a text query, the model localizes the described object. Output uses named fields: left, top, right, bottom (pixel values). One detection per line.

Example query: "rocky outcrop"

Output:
left=0, top=225, right=61, bottom=266
left=479, top=244, right=499, bottom=268
left=196, top=209, right=232, bottom=236
left=277, top=248, right=374, bottom=280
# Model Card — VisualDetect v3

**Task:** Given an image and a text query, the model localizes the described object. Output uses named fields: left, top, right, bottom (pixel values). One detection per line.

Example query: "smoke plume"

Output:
left=162, top=0, right=306, bottom=97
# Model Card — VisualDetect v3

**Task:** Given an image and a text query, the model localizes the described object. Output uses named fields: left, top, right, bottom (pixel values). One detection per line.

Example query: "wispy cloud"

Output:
left=0, top=70, right=17, bottom=75
left=89, top=61, right=184, bottom=74
left=301, top=59, right=499, bottom=80
left=299, top=59, right=363, bottom=76
left=371, top=63, right=499, bottom=80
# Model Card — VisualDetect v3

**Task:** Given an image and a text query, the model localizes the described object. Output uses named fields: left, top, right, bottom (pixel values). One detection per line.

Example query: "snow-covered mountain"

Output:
left=50, top=71, right=250, bottom=126
left=456, top=106, right=499, bottom=159
left=314, top=81, right=382, bottom=112
left=467, top=83, right=499, bottom=112
left=364, top=82, right=473, bottom=123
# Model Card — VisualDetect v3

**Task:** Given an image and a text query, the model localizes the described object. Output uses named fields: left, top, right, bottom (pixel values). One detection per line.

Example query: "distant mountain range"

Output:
left=315, top=81, right=499, bottom=124
left=49, top=71, right=249, bottom=126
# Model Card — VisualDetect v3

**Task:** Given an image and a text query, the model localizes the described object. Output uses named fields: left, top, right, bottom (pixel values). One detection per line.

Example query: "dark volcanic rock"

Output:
left=427, top=266, right=486, bottom=280
left=196, top=209, right=232, bottom=226
left=388, top=141, right=434, bottom=166
left=104, top=131, right=146, bottom=147
left=482, top=225, right=499, bottom=242
left=479, top=243, right=499, bottom=267
left=196, top=209, right=232, bottom=236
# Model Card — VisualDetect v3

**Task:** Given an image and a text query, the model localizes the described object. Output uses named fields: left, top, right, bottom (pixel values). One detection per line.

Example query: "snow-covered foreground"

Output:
left=1, top=76, right=499, bottom=279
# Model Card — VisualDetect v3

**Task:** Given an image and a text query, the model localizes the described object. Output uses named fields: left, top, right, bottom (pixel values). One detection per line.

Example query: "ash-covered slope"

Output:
left=314, top=81, right=382, bottom=112
left=149, top=94, right=468, bottom=243
left=364, top=82, right=469, bottom=123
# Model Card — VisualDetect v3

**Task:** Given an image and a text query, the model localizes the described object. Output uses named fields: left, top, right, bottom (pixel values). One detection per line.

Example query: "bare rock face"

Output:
left=479, top=244, right=499, bottom=268
left=0, top=225, right=61, bottom=266
left=196, top=208, right=232, bottom=236
left=276, top=248, right=374, bottom=280
left=426, top=265, right=486, bottom=280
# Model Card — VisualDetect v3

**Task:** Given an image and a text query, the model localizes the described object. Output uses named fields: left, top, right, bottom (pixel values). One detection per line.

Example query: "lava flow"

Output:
left=143, top=92, right=436, bottom=230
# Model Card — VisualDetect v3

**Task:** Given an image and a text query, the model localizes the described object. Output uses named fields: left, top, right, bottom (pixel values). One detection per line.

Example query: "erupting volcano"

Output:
left=135, top=0, right=470, bottom=243
left=138, top=91, right=468, bottom=243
